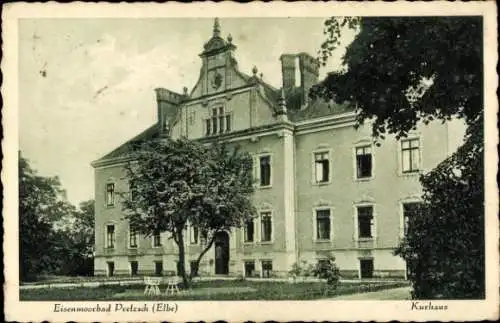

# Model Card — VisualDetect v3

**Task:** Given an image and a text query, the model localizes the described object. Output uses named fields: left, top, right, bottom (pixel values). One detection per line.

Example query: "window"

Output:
left=218, top=107, right=225, bottom=133
left=244, top=261, right=255, bottom=277
left=212, top=108, right=218, bottom=133
left=189, top=225, right=199, bottom=245
left=403, top=202, right=421, bottom=236
left=205, top=119, right=211, bottom=136
left=360, top=259, right=374, bottom=278
left=356, top=146, right=372, bottom=178
left=260, top=212, right=272, bottom=242
left=107, top=261, right=115, bottom=277
left=262, top=260, right=273, bottom=278
left=357, top=206, right=374, bottom=238
left=154, top=261, right=163, bottom=276
left=259, top=155, right=271, bottom=187
left=225, top=114, right=231, bottom=132
left=206, top=107, right=231, bottom=136
left=316, top=209, right=331, bottom=240
left=129, top=180, right=136, bottom=200
left=106, top=224, right=115, bottom=249
left=152, top=230, right=162, bottom=247
left=130, top=261, right=138, bottom=276
left=129, top=225, right=138, bottom=248
left=244, top=219, right=254, bottom=243
left=314, top=152, right=329, bottom=183
left=401, top=138, right=420, bottom=173
left=106, top=183, right=115, bottom=207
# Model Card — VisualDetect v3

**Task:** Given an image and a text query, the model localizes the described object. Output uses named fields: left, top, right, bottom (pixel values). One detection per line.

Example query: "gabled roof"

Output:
left=288, top=99, right=355, bottom=122
left=92, top=98, right=354, bottom=167
left=92, top=124, right=160, bottom=166
left=92, top=18, right=355, bottom=167
left=234, top=68, right=282, bottom=112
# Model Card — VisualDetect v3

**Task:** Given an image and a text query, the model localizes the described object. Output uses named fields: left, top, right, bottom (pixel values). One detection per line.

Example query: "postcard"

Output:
left=2, top=1, right=498, bottom=321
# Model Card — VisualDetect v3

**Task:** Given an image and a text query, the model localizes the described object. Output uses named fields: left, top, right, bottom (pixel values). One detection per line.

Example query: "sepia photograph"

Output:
left=3, top=2, right=498, bottom=321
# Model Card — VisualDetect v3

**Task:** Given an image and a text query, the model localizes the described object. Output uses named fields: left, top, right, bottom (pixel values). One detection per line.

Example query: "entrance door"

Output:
left=360, top=259, right=374, bottom=278
left=130, top=261, right=138, bottom=276
left=154, top=261, right=163, bottom=276
left=214, top=231, right=230, bottom=275
left=107, top=261, right=115, bottom=277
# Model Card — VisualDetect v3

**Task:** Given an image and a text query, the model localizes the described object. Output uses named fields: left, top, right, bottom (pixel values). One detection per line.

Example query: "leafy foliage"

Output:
left=288, top=262, right=303, bottom=278
left=396, top=119, right=484, bottom=299
left=289, top=256, right=341, bottom=289
left=19, top=154, right=69, bottom=280
left=19, top=154, right=95, bottom=281
left=55, top=200, right=95, bottom=276
left=313, top=17, right=482, bottom=140
left=121, top=137, right=255, bottom=287
left=315, top=17, right=484, bottom=299
left=312, top=255, right=341, bottom=288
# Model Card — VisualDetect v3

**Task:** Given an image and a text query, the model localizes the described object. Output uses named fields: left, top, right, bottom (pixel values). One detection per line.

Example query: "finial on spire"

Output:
left=213, top=18, right=221, bottom=37
left=279, top=89, right=286, bottom=105
left=252, top=65, right=258, bottom=75
left=227, top=33, right=233, bottom=43
left=277, top=89, right=288, bottom=118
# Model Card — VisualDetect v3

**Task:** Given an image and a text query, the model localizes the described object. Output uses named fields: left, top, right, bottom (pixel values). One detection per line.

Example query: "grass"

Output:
left=20, top=279, right=409, bottom=301
left=21, top=275, right=143, bottom=285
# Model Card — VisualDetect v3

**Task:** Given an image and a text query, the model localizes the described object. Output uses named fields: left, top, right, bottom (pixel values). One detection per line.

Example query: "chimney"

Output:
left=280, top=54, right=297, bottom=97
left=298, top=53, right=320, bottom=105
left=155, top=88, right=184, bottom=136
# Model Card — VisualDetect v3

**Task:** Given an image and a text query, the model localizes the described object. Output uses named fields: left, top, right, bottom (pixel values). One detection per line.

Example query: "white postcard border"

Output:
left=2, top=1, right=498, bottom=321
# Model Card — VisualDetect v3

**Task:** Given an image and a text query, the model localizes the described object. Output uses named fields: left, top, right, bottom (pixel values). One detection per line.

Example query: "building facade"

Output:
left=92, top=19, right=460, bottom=279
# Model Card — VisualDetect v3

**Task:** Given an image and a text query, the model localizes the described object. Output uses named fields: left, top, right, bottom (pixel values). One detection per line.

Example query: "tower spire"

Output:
left=213, top=17, right=221, bottom=37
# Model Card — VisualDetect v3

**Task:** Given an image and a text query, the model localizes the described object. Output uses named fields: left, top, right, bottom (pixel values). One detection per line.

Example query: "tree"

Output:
left=121, top=137, right=255, bottom=287
left=56, top=200, right=95, bottom=276
left=314, top=17, right=481, bottom=140
left=19, top=153, right=96, bottom=280
left=19, top=153, right=73, bottom=281
left=313, top=17, right=483, bottom=298
left=399, top=119, right=484, bottom=298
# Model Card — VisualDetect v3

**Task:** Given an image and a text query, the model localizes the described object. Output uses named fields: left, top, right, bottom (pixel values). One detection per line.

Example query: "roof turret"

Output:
left=200, top=18, right=236, bottom=57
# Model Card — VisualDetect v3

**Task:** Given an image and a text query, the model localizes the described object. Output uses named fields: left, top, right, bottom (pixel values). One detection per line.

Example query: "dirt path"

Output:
left=330, top=286, right=412, bottom=300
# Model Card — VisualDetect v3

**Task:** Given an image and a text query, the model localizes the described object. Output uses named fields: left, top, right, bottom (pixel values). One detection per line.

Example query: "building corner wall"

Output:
left=283, top=129, right=297, bottom=270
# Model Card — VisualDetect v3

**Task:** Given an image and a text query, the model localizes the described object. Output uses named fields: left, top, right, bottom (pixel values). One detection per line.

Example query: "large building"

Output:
left=92, top=19, right=460, bottom=279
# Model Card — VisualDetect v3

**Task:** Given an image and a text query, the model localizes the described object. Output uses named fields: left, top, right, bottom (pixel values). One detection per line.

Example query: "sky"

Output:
left=19, top=18, right=357, bottom=205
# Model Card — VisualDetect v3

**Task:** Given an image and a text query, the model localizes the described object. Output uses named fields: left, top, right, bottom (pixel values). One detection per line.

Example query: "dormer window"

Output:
left=205, top=107, right=231, bottom=136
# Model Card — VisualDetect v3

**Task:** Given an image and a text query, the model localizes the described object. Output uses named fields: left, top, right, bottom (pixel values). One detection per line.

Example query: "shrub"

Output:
left=288, top=262, right=302, bottom=278
left=312, top=255, right=341, bottom=289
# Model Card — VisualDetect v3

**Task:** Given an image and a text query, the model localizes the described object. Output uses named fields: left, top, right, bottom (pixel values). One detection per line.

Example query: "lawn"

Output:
left=20, top=279, right=409, bottom=301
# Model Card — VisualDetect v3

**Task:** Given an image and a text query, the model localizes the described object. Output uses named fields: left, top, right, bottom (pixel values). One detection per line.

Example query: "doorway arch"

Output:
left=214, top=231, right=230, bottom=275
